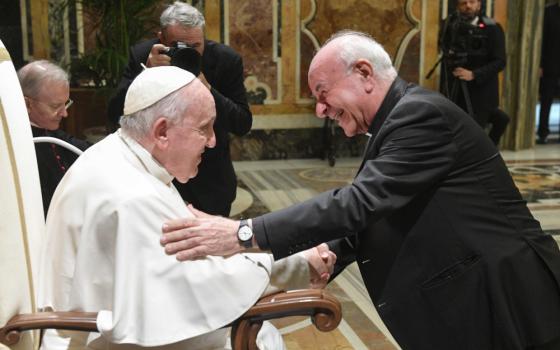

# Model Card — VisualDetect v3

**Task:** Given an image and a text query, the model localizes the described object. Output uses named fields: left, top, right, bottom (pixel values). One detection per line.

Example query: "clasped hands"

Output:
left=161, top=205, right=336, bottom=289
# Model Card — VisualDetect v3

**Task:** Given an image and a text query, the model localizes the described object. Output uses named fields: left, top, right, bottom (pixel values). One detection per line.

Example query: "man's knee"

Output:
left=490, top=109, right=510, bottom=126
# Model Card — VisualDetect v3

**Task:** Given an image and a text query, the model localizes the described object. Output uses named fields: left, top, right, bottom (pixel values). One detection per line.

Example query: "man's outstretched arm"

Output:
left=161, top=205, right=335, bottom=285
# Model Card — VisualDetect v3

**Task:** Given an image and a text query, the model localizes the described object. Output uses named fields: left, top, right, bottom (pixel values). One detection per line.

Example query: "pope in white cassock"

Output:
left=38, top=66, right=336, bottom=350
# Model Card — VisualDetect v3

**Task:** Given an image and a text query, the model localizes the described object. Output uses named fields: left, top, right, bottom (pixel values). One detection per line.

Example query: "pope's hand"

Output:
left=147, top=44, right=172, bottom=68
left=301, top=243, right=337, bottom=289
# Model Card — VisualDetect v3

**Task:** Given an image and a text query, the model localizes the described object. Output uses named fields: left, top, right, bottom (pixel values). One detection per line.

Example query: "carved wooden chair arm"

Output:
left=0, top=290, right=341, bottom=350
left=231, top=289, right=342, bottom=350
left=0, top=311, right=98, bottom=346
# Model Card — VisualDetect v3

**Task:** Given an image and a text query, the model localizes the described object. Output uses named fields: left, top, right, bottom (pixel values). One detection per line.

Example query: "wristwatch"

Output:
left=237, top=219, right=253, bottom=248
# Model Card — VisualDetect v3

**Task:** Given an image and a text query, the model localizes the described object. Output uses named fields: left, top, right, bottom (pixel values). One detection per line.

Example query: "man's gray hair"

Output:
left=17, top=60, right=69, bottom=98
left=323, top=30, right=397, bottom=83
left=160, top=1, right=205, bottom=29
left=120, top=87, right=190, bottom=140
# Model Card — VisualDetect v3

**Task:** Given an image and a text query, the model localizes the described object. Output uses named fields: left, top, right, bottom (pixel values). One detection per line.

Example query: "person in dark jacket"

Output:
left=107, top=1, right=252, bottom=216
left=160, top=30, right=560, bottom=350
left=440, top=0, right=510, bottom=145
left=537, top=1, right=560, bottom=144
left=18, top=60, right=90, bottom=217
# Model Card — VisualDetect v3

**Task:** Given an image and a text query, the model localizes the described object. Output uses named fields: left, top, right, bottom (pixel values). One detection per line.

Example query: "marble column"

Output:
left=29, top=0, right=50, bottom=59
left=501, top=0, right=545, bottom=149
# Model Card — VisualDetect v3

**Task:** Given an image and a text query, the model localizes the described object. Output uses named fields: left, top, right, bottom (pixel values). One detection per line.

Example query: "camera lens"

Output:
left=170, top=47, right=202, bottom=76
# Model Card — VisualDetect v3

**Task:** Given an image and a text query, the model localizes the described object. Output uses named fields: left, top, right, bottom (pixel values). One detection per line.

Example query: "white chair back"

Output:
left=0, top=40, right=46, bottom=350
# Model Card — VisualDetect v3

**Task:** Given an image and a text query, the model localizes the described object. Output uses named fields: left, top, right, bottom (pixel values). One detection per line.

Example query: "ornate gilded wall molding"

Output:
left=394, top=0, right=421, bottom=71
left=298, top=0, right=319, bottom=104
left=19, top=0, right=85, bottom=63
left=226, top=0, right=282, bottom=104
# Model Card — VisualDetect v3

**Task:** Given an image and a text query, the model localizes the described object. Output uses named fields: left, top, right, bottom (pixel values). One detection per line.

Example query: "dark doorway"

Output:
left=0, top=0, right=25, bottom=69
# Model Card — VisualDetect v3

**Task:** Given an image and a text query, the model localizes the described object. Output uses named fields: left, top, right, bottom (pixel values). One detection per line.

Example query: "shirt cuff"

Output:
left=252, top=216, right=270, bottom=250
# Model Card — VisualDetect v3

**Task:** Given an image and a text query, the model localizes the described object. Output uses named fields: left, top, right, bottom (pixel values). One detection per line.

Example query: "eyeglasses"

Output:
left=26, top=96, right=74, bottom=114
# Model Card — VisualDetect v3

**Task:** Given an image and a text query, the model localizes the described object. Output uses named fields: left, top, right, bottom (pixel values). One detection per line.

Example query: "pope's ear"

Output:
left=152, top=117, right=169, bottom=148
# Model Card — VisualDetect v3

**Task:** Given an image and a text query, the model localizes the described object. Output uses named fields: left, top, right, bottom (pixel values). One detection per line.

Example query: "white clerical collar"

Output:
left=117, top=129, right=174, bottom=186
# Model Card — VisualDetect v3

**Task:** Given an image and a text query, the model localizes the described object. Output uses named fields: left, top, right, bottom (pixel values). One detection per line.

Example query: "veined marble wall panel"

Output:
left=226, top=0, right=281, bottom=104
left=299, top=0, right=422, bottom=101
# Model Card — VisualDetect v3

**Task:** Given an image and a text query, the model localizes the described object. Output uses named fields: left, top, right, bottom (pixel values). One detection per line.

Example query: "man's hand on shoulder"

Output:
left=161, top=205, right=243, bottom=260
left=147, top=44, right=172, bottom=68
left=301, top=243, right=337, bottom=289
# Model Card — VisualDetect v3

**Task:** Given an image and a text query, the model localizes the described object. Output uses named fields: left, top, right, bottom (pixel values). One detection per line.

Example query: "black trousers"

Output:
left=473, top=108, right=510, bottom=145
left=486, top=108, right=510, bottom=145
left=538, top=75, right=560, bottom=140
left=452, top=86, right=510, bottom=145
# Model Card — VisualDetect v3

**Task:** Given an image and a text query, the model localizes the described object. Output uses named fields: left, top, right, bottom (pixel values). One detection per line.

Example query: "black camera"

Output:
left=163, top=41, right=202, bottom=76
left=441, top=13, right=488, bottom=69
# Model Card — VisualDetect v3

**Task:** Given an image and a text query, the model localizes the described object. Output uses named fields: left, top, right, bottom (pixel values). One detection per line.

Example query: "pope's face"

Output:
left=159, top=24, right=205, bottom=56
left=166, top=84, right=216, bottom=183
left=25, top=81, right=70, bottom=130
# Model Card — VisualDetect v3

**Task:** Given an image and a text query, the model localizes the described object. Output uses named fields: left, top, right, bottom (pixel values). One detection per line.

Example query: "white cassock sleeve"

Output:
left=75, top=195, right=272, bottom=346
left=241, top=253, right=310, bottom=296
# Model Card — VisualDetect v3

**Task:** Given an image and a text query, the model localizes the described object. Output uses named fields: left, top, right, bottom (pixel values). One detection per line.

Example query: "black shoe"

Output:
left=536, top=137, right=547, bottom=145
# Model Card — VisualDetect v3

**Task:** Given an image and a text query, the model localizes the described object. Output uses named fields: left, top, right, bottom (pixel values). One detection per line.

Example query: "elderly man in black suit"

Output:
left=160, top=30, right=560, bottom=350
left=18, top=60, right=90, bottom=217
left=108, top=1, right=251, bottom=216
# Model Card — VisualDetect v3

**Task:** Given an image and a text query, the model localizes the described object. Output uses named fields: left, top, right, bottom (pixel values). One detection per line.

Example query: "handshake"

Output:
left=300, top=243, right=337, bottom=289
left=161, top=204, right=337, bottom=289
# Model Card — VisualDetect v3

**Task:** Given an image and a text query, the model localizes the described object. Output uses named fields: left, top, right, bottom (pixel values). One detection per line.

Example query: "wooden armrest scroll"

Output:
left=231, top=289, right=342, bottom=350
left=0, top=312, right=98, bottom=346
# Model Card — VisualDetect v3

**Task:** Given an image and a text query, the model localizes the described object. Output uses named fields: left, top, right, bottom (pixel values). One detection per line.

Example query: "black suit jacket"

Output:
left=32, top=126, right=90, bottom=217
left=107, top=39, right=252, bottom=216
left=253, top=78, right=560, bottom=349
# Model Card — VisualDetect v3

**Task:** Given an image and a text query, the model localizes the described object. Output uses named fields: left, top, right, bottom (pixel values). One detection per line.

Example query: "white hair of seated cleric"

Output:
left=17, top=60, right=69, bottom=98
left=324, top=30, right=397, bottom=83
left=120, top=66, right=195, bottom=140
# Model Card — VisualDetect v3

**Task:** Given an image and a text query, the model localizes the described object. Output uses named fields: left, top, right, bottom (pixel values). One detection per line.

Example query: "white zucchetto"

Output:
left=123, top=66, right=195, bottom=116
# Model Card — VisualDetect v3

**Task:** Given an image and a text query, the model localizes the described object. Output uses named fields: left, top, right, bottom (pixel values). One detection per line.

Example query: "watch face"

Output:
left=238, top=226, right=253, bottom=241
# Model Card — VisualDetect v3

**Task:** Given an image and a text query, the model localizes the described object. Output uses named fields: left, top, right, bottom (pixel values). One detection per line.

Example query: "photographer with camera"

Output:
left=107, top=1, right=252, bottom=217
left=440, top=0, right=510, bottom=146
